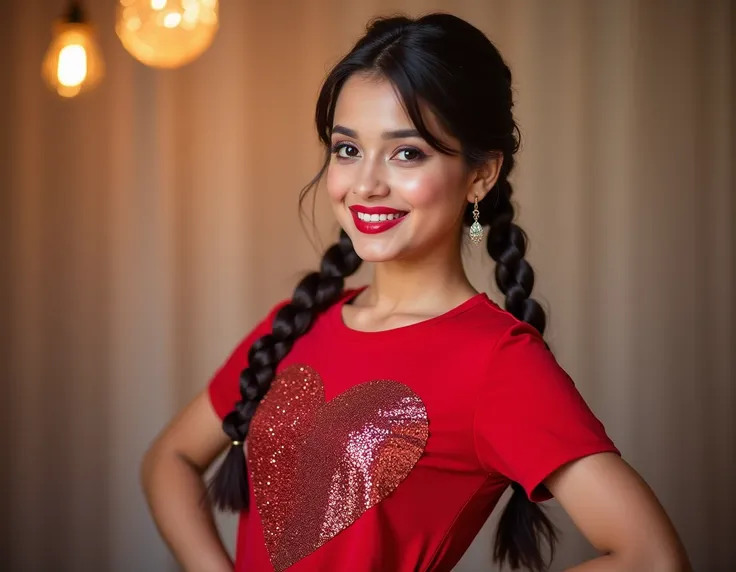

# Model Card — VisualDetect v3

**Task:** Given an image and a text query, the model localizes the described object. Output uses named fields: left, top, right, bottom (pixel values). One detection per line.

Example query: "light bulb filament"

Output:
left=57, top=44, right=88, bottom=87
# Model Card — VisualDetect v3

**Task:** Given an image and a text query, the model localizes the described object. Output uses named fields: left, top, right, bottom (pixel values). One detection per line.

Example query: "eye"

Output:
left=331, top=142, right=360, bottom=159
left=394, top=147, right=426, bottom=162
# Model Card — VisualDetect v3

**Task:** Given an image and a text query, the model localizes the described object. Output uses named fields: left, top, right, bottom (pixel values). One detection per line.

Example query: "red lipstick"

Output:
left=349, top=205, right=408, bottom=235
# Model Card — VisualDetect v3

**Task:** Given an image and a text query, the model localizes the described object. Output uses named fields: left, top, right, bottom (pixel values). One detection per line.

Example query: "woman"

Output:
left=142, top=13, right=691, bottom=572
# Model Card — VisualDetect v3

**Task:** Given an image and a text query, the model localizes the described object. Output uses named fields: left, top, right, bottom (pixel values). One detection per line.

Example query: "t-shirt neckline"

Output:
left=328, top=286, right=489, bottom=342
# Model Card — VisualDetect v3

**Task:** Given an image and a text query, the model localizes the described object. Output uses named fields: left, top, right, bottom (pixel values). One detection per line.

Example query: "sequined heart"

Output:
left=248, top=364, right=428, bottom=571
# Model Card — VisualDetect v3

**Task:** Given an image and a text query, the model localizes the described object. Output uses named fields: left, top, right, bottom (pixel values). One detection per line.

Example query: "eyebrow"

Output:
left=332, top=125, right=421, bottom=140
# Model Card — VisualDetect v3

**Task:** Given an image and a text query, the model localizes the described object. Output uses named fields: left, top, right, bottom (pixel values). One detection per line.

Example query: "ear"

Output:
left=466, top=153, right=504, bottom=203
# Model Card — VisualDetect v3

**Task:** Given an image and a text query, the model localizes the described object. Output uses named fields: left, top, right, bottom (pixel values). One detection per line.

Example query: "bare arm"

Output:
left=141, top=390, right=234, bottom=572
left=544, top=453, right=691, bottom=572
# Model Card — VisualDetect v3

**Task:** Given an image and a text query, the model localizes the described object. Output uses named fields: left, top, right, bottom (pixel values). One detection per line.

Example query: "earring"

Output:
left=469, top=195, right=484, bottom=245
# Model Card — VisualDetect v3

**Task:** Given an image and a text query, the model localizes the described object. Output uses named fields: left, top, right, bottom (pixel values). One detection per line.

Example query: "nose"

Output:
left=353, top=158, right=389, bottom=199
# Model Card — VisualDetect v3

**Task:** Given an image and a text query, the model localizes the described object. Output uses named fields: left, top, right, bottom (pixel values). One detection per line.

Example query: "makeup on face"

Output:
left=326, top=74, right=470, bottom=262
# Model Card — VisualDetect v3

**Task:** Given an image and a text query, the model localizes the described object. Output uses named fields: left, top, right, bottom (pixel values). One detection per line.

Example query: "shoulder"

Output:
left=253, top=296, right=291, bottom=333
left=221, top=297, right=291, bottom=362
left=459, top=294, right=544, bottom=354
left=458, top=296, right=563, bottom=395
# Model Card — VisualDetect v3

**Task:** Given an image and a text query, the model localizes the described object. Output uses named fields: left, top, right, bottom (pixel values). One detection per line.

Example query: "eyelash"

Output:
left=330, top=142, right=357, bottom=158
left=330, top=142, right=427, bottom=163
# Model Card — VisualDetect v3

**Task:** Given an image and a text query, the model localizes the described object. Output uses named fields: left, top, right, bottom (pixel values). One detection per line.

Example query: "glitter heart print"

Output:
left=248, top=365, right=429, bottom=571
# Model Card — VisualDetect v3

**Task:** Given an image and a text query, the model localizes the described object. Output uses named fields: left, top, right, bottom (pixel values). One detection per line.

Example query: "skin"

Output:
left=326, top=73, right=493, bottom=327
left=141, top=73, right=692, bottom=571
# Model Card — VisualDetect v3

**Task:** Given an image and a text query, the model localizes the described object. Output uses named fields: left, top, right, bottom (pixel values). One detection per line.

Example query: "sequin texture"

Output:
left=248, top=364, right=429, bottom=572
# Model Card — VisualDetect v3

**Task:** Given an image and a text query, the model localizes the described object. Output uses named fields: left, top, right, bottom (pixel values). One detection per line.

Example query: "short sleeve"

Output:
left=473, top=321, right=620, bottom=502
left=207, top=300, right=288, bottom=420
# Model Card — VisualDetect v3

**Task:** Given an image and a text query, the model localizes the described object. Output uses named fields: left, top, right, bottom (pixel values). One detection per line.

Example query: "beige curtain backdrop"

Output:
left=2, top=0, right=734, bottom=571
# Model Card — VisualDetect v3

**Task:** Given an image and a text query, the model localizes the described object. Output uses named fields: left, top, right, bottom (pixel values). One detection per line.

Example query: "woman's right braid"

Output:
left=209, top=229, right=361, bottom=512
left=482, top=152, right=557, bottom=571
left=483, top=155, right=546, bottom=336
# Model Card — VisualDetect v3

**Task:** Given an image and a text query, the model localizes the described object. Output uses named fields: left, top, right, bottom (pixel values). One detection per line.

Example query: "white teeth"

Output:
left=355, top=211, right=406, bottom=221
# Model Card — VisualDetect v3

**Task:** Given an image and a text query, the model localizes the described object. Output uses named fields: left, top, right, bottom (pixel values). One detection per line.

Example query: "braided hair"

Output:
left=210, top=13, right=556, bottom=571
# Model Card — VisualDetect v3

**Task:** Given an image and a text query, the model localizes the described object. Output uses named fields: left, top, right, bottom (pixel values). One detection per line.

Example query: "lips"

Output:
left=349, top=205, right=408, bottom=235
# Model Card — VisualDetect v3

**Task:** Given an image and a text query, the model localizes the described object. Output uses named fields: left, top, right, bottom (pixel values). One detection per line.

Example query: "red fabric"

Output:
left=208, top=289, right=619, bottom=571
left=208, top=301, right=287, bottom=421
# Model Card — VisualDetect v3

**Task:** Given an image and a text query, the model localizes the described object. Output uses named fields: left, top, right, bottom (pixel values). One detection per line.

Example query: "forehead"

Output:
left=331, top=73, right=459, bottom=150
left=332, top=73, right=412, bottom=131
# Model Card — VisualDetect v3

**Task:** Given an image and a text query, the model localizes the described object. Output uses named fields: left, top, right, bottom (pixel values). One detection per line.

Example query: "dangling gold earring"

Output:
left=469, top=195, right=484, bottom=245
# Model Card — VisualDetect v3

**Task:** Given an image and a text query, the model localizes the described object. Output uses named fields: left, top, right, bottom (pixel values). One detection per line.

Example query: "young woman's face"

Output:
left=326, top=73, right=475, bottom=263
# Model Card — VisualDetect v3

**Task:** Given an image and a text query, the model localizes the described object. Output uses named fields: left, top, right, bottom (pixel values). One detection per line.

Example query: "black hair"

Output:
left=209, top=12, right=556, bottom=571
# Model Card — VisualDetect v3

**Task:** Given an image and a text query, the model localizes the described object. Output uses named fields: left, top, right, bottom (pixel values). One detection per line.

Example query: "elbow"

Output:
left=655, top=550, right=692, bottom=572
left=648, top=535, right=692, bottom=572
left=618, top=545, right=692, bottom=572
left=140, top=443, right=160, bottom=498
left=140, top=442, right=205, bottom=495
left=645, top=554, right=691, bottom=572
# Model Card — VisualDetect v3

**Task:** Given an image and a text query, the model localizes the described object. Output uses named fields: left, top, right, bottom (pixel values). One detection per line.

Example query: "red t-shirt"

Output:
left=208, top=288, right=619, bottom=571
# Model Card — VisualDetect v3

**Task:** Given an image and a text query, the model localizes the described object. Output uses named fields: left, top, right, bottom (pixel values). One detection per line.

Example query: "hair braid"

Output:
left=484, top=161, right=546, bottom=334
left=475, top=155, right=558, bottom=571
left=208, top=229, right=361, bottom=511
left=206, top=12, right=566, bottom=570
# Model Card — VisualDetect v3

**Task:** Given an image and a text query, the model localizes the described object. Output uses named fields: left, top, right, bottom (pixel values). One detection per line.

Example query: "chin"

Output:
left=348, top=235, right=406, bottom=263
left=352, top=244, right=400, bottom=263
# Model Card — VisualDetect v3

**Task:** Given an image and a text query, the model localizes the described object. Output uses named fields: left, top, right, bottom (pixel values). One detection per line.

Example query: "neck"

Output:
left=361, top=231, right=477, bottom=312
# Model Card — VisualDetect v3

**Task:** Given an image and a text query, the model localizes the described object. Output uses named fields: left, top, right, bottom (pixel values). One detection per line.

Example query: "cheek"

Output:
left=325, top=164, right=350, bottom=203
left=392, top=166, right=462, bottom=209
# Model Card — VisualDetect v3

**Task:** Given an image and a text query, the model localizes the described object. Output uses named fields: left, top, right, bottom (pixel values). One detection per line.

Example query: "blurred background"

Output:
left=1, top=0, right=733, bottom=571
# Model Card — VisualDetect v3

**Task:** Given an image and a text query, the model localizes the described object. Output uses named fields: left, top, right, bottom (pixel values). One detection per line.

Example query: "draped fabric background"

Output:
left=1, top=0, right=733, bottom=571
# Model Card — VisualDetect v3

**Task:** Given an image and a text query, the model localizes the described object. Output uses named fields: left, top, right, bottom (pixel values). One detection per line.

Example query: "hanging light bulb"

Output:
left=116, top=0, right=219, bottom=69
left=41, top=1, right=105, bottom=98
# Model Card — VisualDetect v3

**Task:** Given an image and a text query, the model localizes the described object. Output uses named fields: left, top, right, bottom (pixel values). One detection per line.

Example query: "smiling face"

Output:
left=325, top=73, right=478, bottom=263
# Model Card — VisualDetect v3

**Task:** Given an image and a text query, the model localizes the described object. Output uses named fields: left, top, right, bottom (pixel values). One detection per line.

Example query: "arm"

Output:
left=141, top=389, right=234, bottom=572
left=544, top=452, right=692, bottom=572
